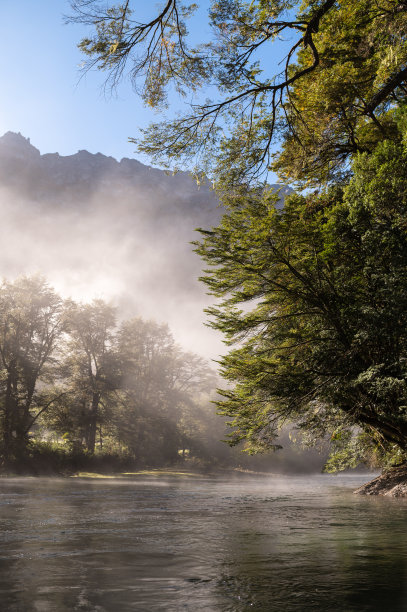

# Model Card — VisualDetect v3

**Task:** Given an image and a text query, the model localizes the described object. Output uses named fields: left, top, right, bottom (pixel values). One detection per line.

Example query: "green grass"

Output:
left=71, top=472, right=117, bottom=479
left=71, top=468, right=206, bottom=479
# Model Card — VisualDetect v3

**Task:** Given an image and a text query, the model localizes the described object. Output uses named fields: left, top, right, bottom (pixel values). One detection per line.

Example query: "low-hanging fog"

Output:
left=0, top=131, right=226, bottom=360
left=0, top=131, right=324, bottom=472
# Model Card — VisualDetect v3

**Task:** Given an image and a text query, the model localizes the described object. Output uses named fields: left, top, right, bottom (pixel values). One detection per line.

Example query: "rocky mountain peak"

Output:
left=0, top=131, right=40, bottom=159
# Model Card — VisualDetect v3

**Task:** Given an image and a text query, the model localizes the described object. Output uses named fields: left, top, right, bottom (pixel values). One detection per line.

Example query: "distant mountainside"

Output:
left=0, top=131, right=292, bottom=213
left=0, top=132, right=291, bottom=358
left=0, top=131, right=221, bottom=221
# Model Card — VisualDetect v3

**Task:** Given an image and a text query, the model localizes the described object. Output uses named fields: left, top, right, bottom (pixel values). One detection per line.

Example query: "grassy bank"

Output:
left=0, top=442, right=215, bottom=477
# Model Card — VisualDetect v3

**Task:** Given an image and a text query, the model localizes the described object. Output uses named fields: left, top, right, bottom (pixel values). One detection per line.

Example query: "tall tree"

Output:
left=115, top=318, right=215, bottom=463
left=70, top=0, right=407, bottom=186
left=69, top=1, right=407, bottom=466
left=0, top=277, right=66, bottom=461
left=66, top=300, right=118, bottom=454
left=195, top=140, right=407, bottom=468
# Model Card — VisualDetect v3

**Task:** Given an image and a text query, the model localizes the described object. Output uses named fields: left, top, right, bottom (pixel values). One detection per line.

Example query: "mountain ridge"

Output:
left=0, top=131, right=216, bottom=207
left=0, top=131, right=292, bottom=209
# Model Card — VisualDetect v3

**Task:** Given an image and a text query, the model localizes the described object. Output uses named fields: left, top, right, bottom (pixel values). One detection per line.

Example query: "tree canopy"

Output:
left=0, top=277, right=66, bottom=461
left=70, top=0, right=407, bottom=186
left=196, top=140, right=407, bottom=468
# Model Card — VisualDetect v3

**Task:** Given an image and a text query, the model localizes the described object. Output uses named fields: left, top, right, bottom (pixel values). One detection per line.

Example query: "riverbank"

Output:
left=0, top=465, right=287, bottom=480
left=0, top=444, right=222, bottom=478
left=0, top=460, right=215, bottom=479
left=354, top=465, right=407, bottom=497
left=0, top=463, right=378, bottom=489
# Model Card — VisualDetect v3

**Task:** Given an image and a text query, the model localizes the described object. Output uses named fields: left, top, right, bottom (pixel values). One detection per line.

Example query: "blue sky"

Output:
left=0, top=1, right=289, bottom=171
left=0, top=0, right=167, bottom=162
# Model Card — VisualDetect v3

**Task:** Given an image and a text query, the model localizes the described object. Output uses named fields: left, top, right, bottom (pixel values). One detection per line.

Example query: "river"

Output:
left=0, top=473, right=406, bottom=611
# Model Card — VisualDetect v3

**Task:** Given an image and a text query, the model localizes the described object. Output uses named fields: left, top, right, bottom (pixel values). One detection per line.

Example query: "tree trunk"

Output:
left=3, top=363, right=17, bottom=462
left=87, top=392, right=100, bottom=454
left=3, top=374, right=13, bottom=461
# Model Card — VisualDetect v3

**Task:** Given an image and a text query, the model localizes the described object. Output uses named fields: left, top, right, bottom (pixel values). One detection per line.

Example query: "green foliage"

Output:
left=0, top=277, right=220, bottom=469
left=324, top=428, right=406, bottom=473
left=196, top=141, right=407, bottom=467
left=69, top=2, right=407, bottom=470
left=64, top=300, right=119, bottom=454
left=0, top=276, right=66, bottom=461
left=112, top=317, right=216, bottom=463
left=275, top=0, right=407, bottom=185
left=71, top=0, right=407, bottom=187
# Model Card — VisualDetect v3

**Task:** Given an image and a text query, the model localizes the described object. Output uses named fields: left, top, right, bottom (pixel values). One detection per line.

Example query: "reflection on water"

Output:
left=0, top=474, right=406, bottom=611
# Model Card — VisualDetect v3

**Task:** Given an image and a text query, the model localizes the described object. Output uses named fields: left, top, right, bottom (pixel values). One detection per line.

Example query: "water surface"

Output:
left=0, top=473, right=406, bottom=611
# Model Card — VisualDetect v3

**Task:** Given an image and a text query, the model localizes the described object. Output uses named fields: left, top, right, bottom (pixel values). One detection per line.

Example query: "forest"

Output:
left=70, top=0, right=407, bottom=477
left=0, top=275, right=226, bottom=473
left=3, top=0, right=407, bottom=475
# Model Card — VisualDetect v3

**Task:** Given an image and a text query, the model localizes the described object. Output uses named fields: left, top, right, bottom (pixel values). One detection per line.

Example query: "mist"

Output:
left=0, top=133, right=224, bottom=360
left=0, top=132, right=328, bottom=477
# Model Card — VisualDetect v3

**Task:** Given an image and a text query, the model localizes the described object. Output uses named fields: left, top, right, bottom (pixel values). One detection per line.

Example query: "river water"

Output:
left=0, top=473, right=406, bottom=611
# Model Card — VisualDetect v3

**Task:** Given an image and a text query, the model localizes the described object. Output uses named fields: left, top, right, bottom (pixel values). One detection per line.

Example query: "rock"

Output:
left=354, top=465, right=407, bottom=497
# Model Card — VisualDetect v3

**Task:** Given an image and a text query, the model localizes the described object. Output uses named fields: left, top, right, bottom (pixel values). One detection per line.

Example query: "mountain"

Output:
left=0, top=131, right=292, bottom=210
left=0, top=132, right=291, bottom=359
left=0, top=131, right=220, bottom=217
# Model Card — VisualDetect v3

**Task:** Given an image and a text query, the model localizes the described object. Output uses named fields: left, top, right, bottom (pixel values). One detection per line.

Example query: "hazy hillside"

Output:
left=0, top=131, right=291, bottom=359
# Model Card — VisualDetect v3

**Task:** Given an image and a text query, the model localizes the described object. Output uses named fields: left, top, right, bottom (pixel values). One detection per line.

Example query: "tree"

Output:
left=70, top=0, right=407, bottom=186
left=195, top=140, right=407, bottom=468
left=0, top=275, right=225, bottom=469
left=115, top=318, right=179, bottom=462
left=0, top=277, right=66, bottom=461
left=115, top=318, right=215, bottom=463
left=64, top=300, right=119, bottom=454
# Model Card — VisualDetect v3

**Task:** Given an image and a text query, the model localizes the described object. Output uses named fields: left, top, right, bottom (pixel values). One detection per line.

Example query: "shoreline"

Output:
left=354, top=465, right=407, bottom=497
left=0, top=466, right=284, bottom=479
left=0, top=465, right=376, bottom=483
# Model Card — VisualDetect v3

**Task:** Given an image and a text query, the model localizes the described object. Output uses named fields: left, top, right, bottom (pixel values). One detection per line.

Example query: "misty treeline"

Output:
left=0, top=275, right=226, bottom=470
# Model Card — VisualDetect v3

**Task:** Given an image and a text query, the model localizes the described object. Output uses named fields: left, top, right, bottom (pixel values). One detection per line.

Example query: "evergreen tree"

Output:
left=196, top=141, right=407, bottom=467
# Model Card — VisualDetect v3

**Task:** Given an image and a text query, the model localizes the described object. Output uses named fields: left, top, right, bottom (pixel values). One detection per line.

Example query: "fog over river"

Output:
left=1, top=473, right=406, bottom=611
